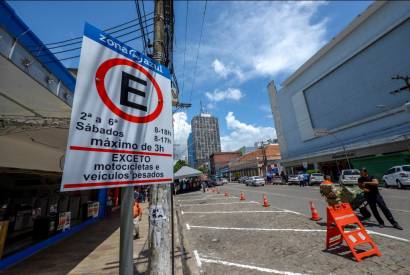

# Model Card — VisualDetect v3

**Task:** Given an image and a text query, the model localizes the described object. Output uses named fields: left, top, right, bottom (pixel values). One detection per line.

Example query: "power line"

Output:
left=180, top=0, right=189, bottom=102
left=38, top=11, right=154, bottom=47
left=135, top=0, right=149, bottom=54
left=43, top=30, right=153, bottom=64
left=36, top=22, right=154, bottom=58
left=35, top=18, right=153, bottom=56
left=189, top=0, right=207, bottom=103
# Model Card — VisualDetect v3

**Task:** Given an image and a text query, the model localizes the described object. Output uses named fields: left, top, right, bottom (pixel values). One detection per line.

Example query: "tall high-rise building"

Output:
left=187, top=133, right=195, bottom=167
left=191, top=113, right=221, bottom=168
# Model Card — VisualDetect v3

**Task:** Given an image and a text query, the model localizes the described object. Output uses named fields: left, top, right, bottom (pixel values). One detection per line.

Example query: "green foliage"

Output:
left=306, top=169, right=320, bottom=174
left=174, top=160, right=187, bottom=173
left=198, top=165, right=209, bottom=174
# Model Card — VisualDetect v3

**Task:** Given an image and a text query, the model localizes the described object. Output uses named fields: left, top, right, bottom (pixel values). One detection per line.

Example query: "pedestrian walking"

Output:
left=358, top=168, right=403, bottom=230
left=133, top=201, right=143, bottom=239
left=201, top=180, right=207, bottom=192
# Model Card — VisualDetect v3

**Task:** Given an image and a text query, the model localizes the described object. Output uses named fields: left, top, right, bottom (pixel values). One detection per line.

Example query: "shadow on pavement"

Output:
left=4, top=212, right=120, bottom=275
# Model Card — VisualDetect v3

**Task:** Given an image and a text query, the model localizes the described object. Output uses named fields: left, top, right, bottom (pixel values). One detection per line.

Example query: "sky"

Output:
left=8, top=0, right=373, bottom=159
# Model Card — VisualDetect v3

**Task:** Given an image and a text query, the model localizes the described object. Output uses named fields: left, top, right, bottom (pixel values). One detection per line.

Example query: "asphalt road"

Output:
left=176, top=183, right=410, bottom=274
left=222, top=182, right=410, bottom=240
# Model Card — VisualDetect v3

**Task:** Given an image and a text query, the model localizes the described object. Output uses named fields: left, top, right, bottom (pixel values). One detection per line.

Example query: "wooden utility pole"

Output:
left=148, top=1, right=173, bottom=274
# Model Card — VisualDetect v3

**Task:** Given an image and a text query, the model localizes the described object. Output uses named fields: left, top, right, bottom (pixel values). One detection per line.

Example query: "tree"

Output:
left=174, top=160, right=187, bottom=173
left=198, top=165, right=209, bottom=175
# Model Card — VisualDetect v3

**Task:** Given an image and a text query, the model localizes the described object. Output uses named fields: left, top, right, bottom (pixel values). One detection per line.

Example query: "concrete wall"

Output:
left=269, top=1, right=410, bottom=161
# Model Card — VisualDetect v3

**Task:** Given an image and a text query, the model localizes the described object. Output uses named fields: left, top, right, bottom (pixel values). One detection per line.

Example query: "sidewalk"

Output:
left=2, top=203, right=150, bottom=275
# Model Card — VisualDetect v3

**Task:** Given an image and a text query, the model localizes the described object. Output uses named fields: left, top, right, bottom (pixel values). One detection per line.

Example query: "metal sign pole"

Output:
left=120, top=186, right=134, bottom=275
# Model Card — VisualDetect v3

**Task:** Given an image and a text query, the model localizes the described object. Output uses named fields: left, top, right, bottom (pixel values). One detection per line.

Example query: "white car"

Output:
left=309, top=173, right=324, bottom=185
left=287, top=174, right=300, bottom=185
left=383, top=165, right=410, bottom=189
left=246, top=176, right=265, bottom=186
left=339, top=169, right=360, bottom=185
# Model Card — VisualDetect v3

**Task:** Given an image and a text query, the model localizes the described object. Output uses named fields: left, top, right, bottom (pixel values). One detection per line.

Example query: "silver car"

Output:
left=339, top=169, right=360, bottom=185
left=246, top=176, right=265, bottom=186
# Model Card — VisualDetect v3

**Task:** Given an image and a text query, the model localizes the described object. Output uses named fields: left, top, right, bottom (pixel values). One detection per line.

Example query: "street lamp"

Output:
left=314, top=129, right=352, bottom=169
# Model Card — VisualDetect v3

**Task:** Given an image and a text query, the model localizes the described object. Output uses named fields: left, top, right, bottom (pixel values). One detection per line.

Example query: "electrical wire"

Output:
left=38, top=23, right=153, bottom=58
left=180, top=0, right=189, bottom=102
left=35, top=20, right=154, bottom=58
left=37, top=11, right=154, bottom=47
left=135, top=0, right=149, bottom=54
left=43, top=30, right=153, bottom=64
left=189, top=0, right=207, bottom=103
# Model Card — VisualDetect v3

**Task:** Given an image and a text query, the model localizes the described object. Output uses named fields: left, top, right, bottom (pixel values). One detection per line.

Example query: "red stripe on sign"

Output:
left=63, top=178, right=173, bottom=188
left=70, top=146, right=173, bottom=157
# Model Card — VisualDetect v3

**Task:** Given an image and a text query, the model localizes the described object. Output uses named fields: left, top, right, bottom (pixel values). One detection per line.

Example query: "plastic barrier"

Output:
left=326, top=203, right=381, bottom=262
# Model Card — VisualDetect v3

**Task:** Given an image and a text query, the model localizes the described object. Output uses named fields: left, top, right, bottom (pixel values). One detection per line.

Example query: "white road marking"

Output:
left=180, top=201, right=259, bottom=206
left=187, top=225, right=410, bottom=243
left=188, top=225, right=325, bottom=232
left=390, top=208, right=410, bottom=214
left=199, top=255, right=307, bottom=275
left=226, top=186, right=321, bottom=203
left=193, top=250, right=202, bottom=268
left=250, top=200, right=304, bottom=216
left=186, top=223, right=191, bottom=230
left=181, top=210, right=184, bottom=215
left=366, top=230, right=410, bottom=243
left=181, top=210, right=297, bottom=214
left=178, top=197, right=238, bottom=202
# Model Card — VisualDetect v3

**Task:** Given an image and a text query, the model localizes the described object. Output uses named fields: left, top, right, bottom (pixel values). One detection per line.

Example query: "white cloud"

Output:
left=212, top=59, right=244, bottom=80
left=205, top=88, right=243, bottom=102
left=221, top=112, right=277, bottom=151
left=204, top=1, right=328, bottom=81
left=173, top=112, right=191, bottom=160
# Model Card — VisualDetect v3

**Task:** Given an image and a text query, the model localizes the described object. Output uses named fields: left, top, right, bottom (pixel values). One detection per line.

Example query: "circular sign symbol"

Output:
left=95, top=58, right=164, bottom=123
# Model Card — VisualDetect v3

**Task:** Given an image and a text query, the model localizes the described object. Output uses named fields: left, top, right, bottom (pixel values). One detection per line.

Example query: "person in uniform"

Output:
left=358, top=168, right=402, bottom=230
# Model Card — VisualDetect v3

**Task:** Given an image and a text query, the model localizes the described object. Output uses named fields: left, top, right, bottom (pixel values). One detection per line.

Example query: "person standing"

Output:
left=133, top=201, right=143, bottom=239
left=358, top=168, right=403, bottom=230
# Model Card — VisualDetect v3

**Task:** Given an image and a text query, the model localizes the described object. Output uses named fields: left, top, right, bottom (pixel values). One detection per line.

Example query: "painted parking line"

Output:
left=198, top=254, right=307, bottom=275
left=186, top=224, right=410, bottom=243
left=193, top=250, right=202, bottom=268
left=177, top=197, right=238, bottom=202
left=390, top=208, right=410, bottom=214
left=186, top=224, right=324, bottom=233
left=181, top=210, right=300, bottom=215
left=180, top=201, right=259, bottom=207
left=225, top=185, right=322, bottom=203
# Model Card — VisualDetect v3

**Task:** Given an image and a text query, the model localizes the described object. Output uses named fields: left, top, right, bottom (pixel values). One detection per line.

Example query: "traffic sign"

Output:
left=61, top=23, right=173, bottom=191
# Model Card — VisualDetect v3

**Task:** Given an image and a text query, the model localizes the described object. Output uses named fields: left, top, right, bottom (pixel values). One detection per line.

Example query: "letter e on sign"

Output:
left=95, top=58, right=164, bottom=123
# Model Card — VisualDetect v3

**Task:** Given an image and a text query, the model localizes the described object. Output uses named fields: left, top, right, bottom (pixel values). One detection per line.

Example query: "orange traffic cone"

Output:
left=310, top=201, right=321, bottom=221
left=263, top=195, right=270, bottom=207
left=239, top=192, right=246, bottom=201
left=224, top=191, right=229, bottom=197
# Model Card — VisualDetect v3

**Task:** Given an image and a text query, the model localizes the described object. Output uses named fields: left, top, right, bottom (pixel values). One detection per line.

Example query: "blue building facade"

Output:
left=187, top=133, right=196, bottom=168
left=268, top=1, right=410, bottom=180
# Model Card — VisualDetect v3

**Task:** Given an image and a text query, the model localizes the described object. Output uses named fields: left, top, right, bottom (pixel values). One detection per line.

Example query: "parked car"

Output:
left=221, top=178, right=228, bottom=184
left=383, top=165, right=410, bottom=188
left=339, top=169, right=360, bottom=185
left=298, top=172, right=310, bottom=185
left=246, top=176, right=265, bottom=186
left=287, top=174, right=300, bottom=185
left=309, top=173, right=324, bottom=185
left=240, top=176, right=248, bottom=184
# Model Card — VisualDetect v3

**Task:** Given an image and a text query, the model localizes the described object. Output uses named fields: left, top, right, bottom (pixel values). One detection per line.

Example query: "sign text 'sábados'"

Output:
left=61, top=23, right=173, bottom=191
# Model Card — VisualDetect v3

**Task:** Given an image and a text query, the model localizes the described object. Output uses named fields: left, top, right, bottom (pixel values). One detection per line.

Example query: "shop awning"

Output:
left=174, top=166, right=202, bottom=179
left=0, top=127, right=68, bottom=173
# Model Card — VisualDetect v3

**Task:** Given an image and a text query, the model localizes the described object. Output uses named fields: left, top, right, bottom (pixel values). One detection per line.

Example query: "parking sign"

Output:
left=61, top=23, right=173, bottom=191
